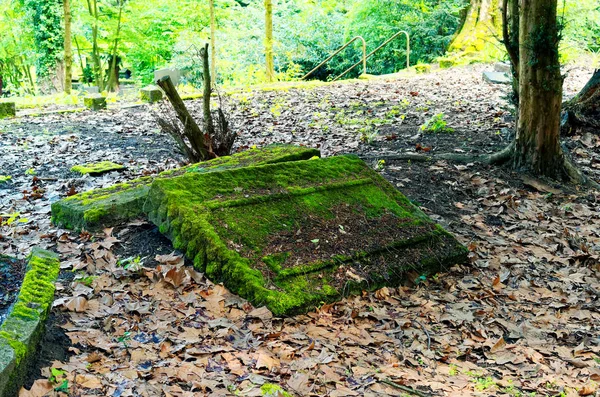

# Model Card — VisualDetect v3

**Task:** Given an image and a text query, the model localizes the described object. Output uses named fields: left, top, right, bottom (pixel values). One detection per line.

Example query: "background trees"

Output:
left=0, top=0, right=598, bottom=93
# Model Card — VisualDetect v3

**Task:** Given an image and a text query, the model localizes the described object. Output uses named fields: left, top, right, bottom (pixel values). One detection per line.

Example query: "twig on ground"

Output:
left=381, top=379, right=433, bottom=397
left=412, top=319, right=431, bottom=350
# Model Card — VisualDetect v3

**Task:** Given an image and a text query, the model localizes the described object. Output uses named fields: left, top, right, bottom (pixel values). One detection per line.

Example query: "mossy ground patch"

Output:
left=52, top=146, right=320, bottom=231
left=145, top=156, right=467, bottom=315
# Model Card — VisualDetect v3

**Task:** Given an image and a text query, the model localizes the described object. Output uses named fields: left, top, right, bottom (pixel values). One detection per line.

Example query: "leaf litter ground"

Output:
left=1, top=64, right=599, bottom=396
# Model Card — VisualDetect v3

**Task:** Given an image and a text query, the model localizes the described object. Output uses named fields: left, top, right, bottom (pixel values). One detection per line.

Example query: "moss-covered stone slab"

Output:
left=71, top=161, right=126, bottom=175
left=84, top=94, right=106, bottom=110
left=140, top=85, right=163, bottom=103
left=0, top=248, right=60, bottom=397
left=0, top=103, right=15, bottom=119
left=52, top=146, right=320, bottom=231
left=145, top=156, right=467, bottom=315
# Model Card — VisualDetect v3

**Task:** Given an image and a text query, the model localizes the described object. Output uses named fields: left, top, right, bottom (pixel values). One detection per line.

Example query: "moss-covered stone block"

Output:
left=52, top=146, right=321, bottom=231
left=71, top=161, right=126, bottom=175
left=84, top=94, right=106, bottom=110
left=140, top=85, right=163, bottom=103
left=0, top=248, right=60, bottom=397
left=145, top=156, right=467, bottom=315
left=0, top=103, right=15, bottom=119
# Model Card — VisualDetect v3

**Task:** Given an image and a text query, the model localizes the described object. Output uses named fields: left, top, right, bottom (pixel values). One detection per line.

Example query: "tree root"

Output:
left=380, top=379, right=433, bottom=397
left=361, top=141, right=600, bottom=190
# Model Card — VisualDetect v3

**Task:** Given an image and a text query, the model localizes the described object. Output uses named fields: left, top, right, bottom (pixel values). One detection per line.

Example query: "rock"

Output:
left=71, top=161, right=125, bottom=175
left=145, top=155, right=468, bottom=315
left=154, top=68, right=181, bottom=86
left=84, top=94, right=107, bottom=111
left=52, top=146, right=321, bottom=231
left=0, top=102, right=16, bottom=119
left=483, top=71, right=512, bottom=85
left=85, top=86, right=99, bottom=94
left=140, top=85, right=163, bottom=103
left=494, top=62, right=511, bottom=74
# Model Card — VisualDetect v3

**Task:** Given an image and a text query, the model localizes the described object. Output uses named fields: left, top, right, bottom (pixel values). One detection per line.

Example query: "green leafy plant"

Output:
left=420, top=113, right=454, bottom=133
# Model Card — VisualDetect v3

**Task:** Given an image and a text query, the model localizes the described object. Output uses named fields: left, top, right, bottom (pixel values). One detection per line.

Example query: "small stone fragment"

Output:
left=84, top=94, right=107, bottom=111
left=483, top=71, right=511, bottom=85
left=0, top=102, right=16, bottom=119
left=140, top=85, right=163, bottom=103
left=71, top=161, right=125, bottom=175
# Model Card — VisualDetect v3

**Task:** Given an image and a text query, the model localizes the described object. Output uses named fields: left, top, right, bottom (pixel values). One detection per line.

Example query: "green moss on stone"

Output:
left=261, top=383, right=292, bottom=397
left=0, top=248, right=60, bottom=397
left=145, top=156, right=467, bottom=315
left=71, top=161, right=126, bottom=175
left=0, top=103, right=16, bottom=119
left=52, top=146, right=320, bottom=231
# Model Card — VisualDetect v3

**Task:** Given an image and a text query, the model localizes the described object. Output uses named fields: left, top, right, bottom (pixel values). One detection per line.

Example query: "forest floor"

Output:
left=1, top=64, right=599, bottom=397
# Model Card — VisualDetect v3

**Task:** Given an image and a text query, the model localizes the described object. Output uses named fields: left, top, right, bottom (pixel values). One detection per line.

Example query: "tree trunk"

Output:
left=513, top=0, right=565, bottom=178
left=209, top=0, right=217, bottom=85
left=63, top=0, right=73, bottom=94
left=502, top=0, right=519, bottom=105
left=107, top=0, right=124, bottom=92
left=264, top=0, right=275, bottom=82
left=87, top=0, right=103, bottom=91
left=562, top=70, right=600, bottom=130
left=202, top=44, right=215, bottom=144
left=449, top=0, right=502, bottom=54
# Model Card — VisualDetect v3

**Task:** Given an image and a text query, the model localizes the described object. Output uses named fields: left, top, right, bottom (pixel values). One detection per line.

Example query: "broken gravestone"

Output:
left=52, top=146, right=320, bottom=231
left=144, top=155, right=467, bottom=315
left=140, top=85, right=163, bottom=103
left=154, top=68, right=181, bottom=86
left=52, top=148, right=467, bottom=315
left=494, top=62, right=511, bottom=74
left=0, top=103, right=16, bottom=119
left=483, top=71, right=511, bottom=85
left=84, top=94, right=107, bottom=111
left=71, top=161, right=125, bottom=176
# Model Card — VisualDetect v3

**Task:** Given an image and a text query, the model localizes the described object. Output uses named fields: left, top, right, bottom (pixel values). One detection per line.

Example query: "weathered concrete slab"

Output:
left=483, top=71, right=511, bottom=85
left=0, top=103, right=16, bottom=119
left=84, top=94, right=107, bottom=110
left=0, top=248, right=60, bottom=397
left=140, top=85, right=163, bottom=103
left=71, top=161, right=125, bottom=175
left=145, top=156, right=467, bottom=315
left=52, top=146, right=320, bottom=231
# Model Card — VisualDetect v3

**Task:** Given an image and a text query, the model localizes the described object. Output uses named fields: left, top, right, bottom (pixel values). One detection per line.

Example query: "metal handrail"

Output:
left=302, top=36, right=367, bottom=80
left=333, top=30, right=410, bottom=82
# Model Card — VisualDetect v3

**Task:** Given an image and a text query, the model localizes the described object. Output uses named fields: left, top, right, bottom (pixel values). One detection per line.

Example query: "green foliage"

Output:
left=420, top=113, right=454, bottom=133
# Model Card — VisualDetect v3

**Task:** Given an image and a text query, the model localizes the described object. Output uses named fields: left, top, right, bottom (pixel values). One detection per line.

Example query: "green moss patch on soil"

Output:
left=71, top=161, right=126, bottom=175
left=0, top=248, right=60, bottom=397
left=145, top=155, right=467, bottom=315
left=52, top=145, right=320, bottom=231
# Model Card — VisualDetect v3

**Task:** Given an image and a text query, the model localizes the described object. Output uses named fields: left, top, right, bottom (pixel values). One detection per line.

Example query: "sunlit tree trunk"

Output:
left=63, top=0, right=73, bottom=94
left=513, top=0, right=565, bottom=178
left=86, top=0, right=103, bottom=90
left=264, top=0, right=275, bottom=82
left=450, top=0, right=502, bottom=54
left=209, top=0, right=216, bottom=85
left=107, top=0, right=125, bottom=92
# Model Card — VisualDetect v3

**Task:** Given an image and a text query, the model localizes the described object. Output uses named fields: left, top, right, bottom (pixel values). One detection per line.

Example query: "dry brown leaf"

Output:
left=64, top=296, right=88, bottom=312
left=18, top=380, right=54, bottom=397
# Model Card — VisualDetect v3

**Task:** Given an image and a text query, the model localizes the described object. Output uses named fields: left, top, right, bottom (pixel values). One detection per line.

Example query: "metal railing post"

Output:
left=333, top=30, right=410, bottom=82
left=302, top=36, right=367, bottom=81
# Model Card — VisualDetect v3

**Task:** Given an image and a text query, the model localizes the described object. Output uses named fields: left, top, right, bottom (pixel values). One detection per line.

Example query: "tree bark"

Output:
left=107, top=0, right=125, bottom=92
left=87, top=0, right=103, bottom=90
left=202, top=44, right=215, bottom=146
left=513, top=0, right=565, bottom=179
left=502, top=0, right=519, bottom=104
left=449, top=0, right=502, bottom=54
left=63, top=0, right=73, bottom=94
left=209, top=0, right=217, bottom=85
left=264, top=0, right=275, bottom=82
left=156, top=75, right=211, bottom=161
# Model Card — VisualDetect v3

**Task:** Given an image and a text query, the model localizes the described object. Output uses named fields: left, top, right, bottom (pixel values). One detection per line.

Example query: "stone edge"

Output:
left=0, top=248, right=60, bottom=397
